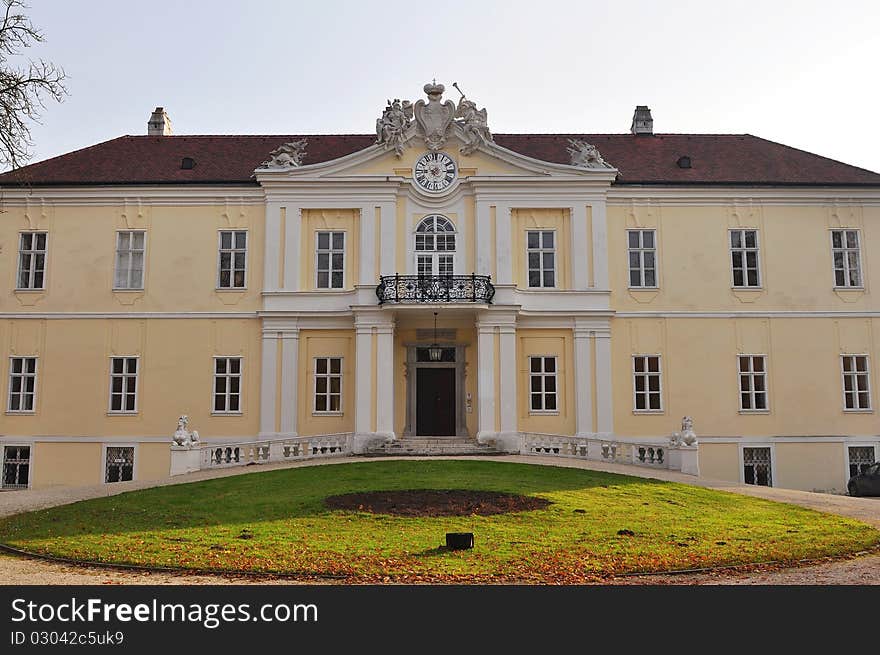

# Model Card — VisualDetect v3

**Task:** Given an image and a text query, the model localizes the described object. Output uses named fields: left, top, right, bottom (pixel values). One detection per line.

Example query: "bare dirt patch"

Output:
left=324, top=489, right=550, bottom=517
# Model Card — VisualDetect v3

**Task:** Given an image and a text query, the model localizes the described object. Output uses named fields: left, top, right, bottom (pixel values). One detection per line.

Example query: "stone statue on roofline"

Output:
left=260, top=139, right=308, bottom=168
left=376, top=98, right=414, bottom=158
left=452, top=82, right=492, bottom=155
left=567, top=139, right=612, bottom=169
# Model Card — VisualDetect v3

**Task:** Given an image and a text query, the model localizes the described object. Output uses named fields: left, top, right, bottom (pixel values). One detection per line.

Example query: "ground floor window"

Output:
left=8, top=356, right=37, bottom=412
left=743, top=447, right=772, bottom=486
left=314, top=357, right=342, bottom=413
left=213, top=357, right=242, bottom=413
left=2, top=445, right=30, bottom=489
left=738, top=355, right=768, bottom=411
left=848, top=446, right=876, bottom=478
left=841, top=355, right=871, bottom=410
left=105, top=446, right=134, bottom=483
left=632, top=355, right=662, bottom=411
left=529, top=356, right=557, bottom=412
left=109, top=357, right=138, bottom=413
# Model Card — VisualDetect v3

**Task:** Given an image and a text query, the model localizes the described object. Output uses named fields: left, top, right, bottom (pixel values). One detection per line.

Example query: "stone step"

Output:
left=364, top=437, right=503, bottom=457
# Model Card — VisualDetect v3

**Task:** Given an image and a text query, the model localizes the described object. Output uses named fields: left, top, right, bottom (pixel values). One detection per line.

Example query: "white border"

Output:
left=6, top=356, right=38, bottom=415
left=843, top=442, right=879, bottom=485
left=312, top=356, right=343, bottom=415
left=525, top=229, right=558, bottom=289
left=738, top=442, right=777, bottom=487
left=527, top=354, right=559, bottom=415
left=737, top=354, right=770, bottom=413
left=829, top=228, right=865, bottom=290
left=0, top=442, right=34, bottom=490
left=632, top=354, right=663, bottom=414
left=100, top=443, right=138, bottom=484
left=211, top=355, right=244, bottom=416
left=626, top=228, right=659, bottom=289
left=15, top=231, right=48, bottom=291
left=216, top=229, right=249, bottom=291
left=728, top=228, right=762, bottom=289
left=314, top=230, right=346, bottom=290
left=107, top=355, right=140, bottom=415
left=840, top=354, right=873, bottom=413
left=112, top=229, right=147, bottom=291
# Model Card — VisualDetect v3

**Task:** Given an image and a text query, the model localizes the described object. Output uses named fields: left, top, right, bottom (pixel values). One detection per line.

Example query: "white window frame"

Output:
left=632, top=354, right=663, bottom=413
left=315, top=231, right=346, bottom=289
left=414, top=215, right=456, bottom=277
left=217, top=230, right=248, bottom=290
left=844, top=442, right=879, bottom=482
left=101, top=443, right=137, bottom=484
left=113, top=230, right=147, bottom=290
left=526, top=230, right=557, bottom=289
left=7, top=356, right=38, bottom=414
left=313, top=356, right=343, bottom=415
left=739, top=443, right=776, bottom=487
left=16, top=231, right=48, bottom=290
left=627, top=229, right=658, bottom=289
left=830, top=229, right=863, bottom=289
left=528, top=355, right=559, bottom=414
left=729, top=229, right=761, bottom=289
left=2, top=443, right=33, bottom=490
left=840, top=354, right=872, bottom=412
left=212, top=356, right=243, bottom=415
left=738, top=354, right=769, bottom=413
left=108, top=356, right=139, bottom=414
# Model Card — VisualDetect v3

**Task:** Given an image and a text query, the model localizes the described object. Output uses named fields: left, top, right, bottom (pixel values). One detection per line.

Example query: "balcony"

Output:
left=376, top=274, right=495, bottom=304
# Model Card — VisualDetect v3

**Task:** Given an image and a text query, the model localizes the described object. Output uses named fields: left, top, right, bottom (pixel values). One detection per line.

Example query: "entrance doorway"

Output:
left=416, top=368, right=456, bottom=436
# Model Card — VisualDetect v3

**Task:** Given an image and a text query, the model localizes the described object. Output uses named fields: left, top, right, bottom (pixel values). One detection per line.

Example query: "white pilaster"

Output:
left=359, top=205, right=376, bottom=285
left=375, top=324, right=395, bottom=438
left=283, top=206, right=301, bottom=290
left=591, top=200, right=609, bottom=289
left=498, top=323, right=517, bottom=435
left=476, top=322, right=496, bottom=442
left=495, top=204, right=512, bottom=285
left=571, top=204, right=589, bottom=290
left=574, top=326, right=593, bottom=436
left=475, top=200, right=492, bottom=276
left=379, top=202, right=396, bottom=277
left=259, top=332, right=279, bottom=436
left=595, top=331, right=613, bottom=435
left=355, top=323, right=372, bottom=434
left=264, top=201, right=282, bottom=292
left=279, top=329, right=299, bottom=435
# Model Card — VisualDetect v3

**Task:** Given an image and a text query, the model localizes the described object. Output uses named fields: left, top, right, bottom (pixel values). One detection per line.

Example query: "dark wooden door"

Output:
left=416, top=368, right=456, bottom=436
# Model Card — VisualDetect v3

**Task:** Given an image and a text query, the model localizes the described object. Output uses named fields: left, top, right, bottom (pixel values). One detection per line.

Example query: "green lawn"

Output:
left=1, top=460, right=876, bottom=583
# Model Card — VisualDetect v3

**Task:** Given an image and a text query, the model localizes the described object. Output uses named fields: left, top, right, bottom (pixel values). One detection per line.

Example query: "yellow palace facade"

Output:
left=2, top=84, right=880, bottom=493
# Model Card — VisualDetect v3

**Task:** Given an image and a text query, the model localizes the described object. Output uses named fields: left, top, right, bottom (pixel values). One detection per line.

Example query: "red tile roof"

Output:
left=1, top=133, right=878, bottom=187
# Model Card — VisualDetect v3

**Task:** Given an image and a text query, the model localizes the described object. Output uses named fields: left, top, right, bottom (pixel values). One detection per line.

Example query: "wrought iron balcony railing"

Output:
left=376, top=274, right=495, bottom=304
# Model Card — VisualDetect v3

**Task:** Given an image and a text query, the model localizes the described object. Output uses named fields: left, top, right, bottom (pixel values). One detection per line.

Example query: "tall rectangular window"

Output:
left=529, top=356, right=558, bottom=412
left=316, top=231, right=345, bottom=289
left=2, top=445, right=31, bottom=489
left=841, top=355, right=871, bottom=411
left=17, top=232, right=47, bottom=289
left=114, top=230, right=145, bottom=289
left=743, top=447, right=772, bottom=486
left=627, top=229, right=657, bottom=288
left=105, top=446, right=134, bottom=483
left=314, top=357, right=342, bottom=413
left=109, top=357, right=138, bottom=413
left=632, top=355, right=662, bottom=411
left=213, top=357, right=242, bottom=413
left=831, top=230, right=862, bottom=288
left=730, top=229, right=760, bottom=288
left=738, top=355, right=768, bottom=411
left=218, top=231, right=247, bottom=289
left=848, top=446, right=876, bottom=478
left=527, top=230, right=555, bottom=288
left=8, top=357, right=37, bottom=413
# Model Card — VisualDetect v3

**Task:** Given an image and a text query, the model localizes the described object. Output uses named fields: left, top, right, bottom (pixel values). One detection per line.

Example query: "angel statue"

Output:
left=260, top=139, right=307, bottom=168
left=567, top=139, right=611, bottom=169
left=376, top=98, right=414, bottom=158
left=455, top=96, right=491, bottom=156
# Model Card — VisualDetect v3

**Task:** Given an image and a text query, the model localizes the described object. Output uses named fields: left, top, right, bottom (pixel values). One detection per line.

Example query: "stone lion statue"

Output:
left=172, top=414, right=199, bottom=447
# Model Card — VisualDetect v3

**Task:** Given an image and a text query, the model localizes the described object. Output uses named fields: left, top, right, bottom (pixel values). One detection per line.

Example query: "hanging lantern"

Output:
left=428, top=311, right=443, bottom=361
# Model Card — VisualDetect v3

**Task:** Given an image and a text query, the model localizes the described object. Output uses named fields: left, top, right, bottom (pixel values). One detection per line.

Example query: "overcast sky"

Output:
left=17, top=0, right=880, bottom=173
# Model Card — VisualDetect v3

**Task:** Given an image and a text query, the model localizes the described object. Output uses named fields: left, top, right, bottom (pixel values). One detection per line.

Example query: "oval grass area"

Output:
left=1, top=460, right=877, bottom=583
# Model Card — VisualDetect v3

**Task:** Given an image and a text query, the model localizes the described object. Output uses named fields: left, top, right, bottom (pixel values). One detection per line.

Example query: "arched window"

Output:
left=414, top=215, right=455, bottom=276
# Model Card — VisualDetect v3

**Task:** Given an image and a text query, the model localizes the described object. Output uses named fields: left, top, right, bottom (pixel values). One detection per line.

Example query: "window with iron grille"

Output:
left=743, top=447, right=772, bottom=486
left=114, top=230, right=145, bottom=289
left=105, top=446, right=134, bottom=483
left=633, top=355, right=662, bottom=411
left=218, top=230, right=247, bottom=289
left=2, top=445, right=30, bottom=489
left=529, top=356, right=558, bottom=412
left=316, top=231, right=345, bottom=289
left=738, top=355, right=768, bottom=411
left=848, top=446, right=876, bottom=478
left=841, top=355, right=871, bottom=410
left=314, top=357, right=342, bottom=413
left=214, top=357, right=242, bottom=413
left=831, top=230, right=862, bottom=288
left=527, top=230, right=555, bottom=288
left=627, top=229, right=657, bottom=287
left=730, top=229, right=760, bottom=288
left=17, top=232, right=47, bottom=289
left=109, top=357, right=138, bottom=413
left=8, top=357, right=37, bottom=412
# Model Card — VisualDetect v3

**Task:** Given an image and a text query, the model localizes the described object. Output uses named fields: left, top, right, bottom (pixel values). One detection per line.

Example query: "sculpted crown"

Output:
left=423, top=82, right=445, bottom=96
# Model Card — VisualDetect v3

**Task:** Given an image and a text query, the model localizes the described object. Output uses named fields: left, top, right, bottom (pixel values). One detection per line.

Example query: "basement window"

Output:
left=743, top=447, right=772, bottom=486
left=105, top=446, right=134, bottom=483
left=2, top=445, right=31, bottom=489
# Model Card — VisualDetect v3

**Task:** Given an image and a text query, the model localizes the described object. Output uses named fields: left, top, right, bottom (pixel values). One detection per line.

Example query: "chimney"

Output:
left=147, top=107, right=173, bottom=136
left=631, top=105, right=653, bottom=135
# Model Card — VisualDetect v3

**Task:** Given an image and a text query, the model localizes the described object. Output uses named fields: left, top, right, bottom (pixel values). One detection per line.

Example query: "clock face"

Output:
left=414, top=151, right=457, bottom=192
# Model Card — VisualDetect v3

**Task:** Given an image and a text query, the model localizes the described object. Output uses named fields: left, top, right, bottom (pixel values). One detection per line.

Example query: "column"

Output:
left=595, top=331, right=613, bottom=435
left=279, top=329, right=299, bottom=436
left=476, top=322, right=496, bottom=442
left=574, top=326, right=593, bottom=436
left=571, top=204, right=589, bottom=290
left=591, top=201, right=609, bottom=290
left=498, top=323, right=517, bottom=435
left=259, top=332, right=279, bottom=436
left=375, top=324, right=395, bottom=438
left=495, top=204, right=512, bottom=285
left=379, top=202, right=397, bottom=277
left=264, top=201, right=282, bottom=292
left=283, top=206, right=301, bottom=290
left=359, top=205, right=376, bottom=285
left=355, top=323, right=372, bottom=434
left=475, top=200, right=492, bottom=276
